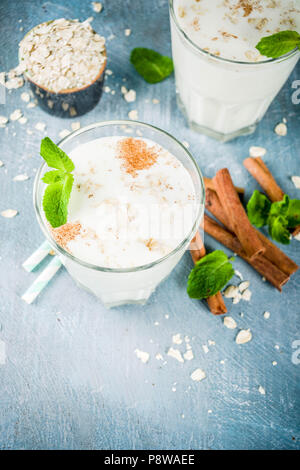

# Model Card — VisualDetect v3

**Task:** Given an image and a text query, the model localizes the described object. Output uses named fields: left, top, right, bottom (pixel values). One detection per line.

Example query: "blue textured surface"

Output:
left=0, top=0, right=300, bottom=450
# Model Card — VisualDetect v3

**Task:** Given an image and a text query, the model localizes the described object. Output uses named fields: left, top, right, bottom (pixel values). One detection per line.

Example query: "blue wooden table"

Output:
left=0, top=0, right=299, bottom=450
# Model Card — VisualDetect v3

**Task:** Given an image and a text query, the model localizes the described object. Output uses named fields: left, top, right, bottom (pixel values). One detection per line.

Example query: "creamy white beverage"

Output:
left=51, top=136, right=197, bottom=268
left=36, top=124, right=203, bottom=308
left=170, top=0, right=300, bottom=140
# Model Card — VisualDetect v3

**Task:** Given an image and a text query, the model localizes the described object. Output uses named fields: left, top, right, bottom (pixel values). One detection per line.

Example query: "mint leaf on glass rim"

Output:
left=42, top=169, right=65, bottom=184
left=40, top=137, right=75, bottom=228
left=130, top=48, right=174, bottom=84
left=187, top=250, right=235, bottom=299
left=256, top=30, right=300, bottom=58
left=40, top=136, right=75, bottom=172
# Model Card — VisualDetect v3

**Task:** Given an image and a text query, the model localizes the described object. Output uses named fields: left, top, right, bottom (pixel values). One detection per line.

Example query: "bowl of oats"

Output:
left=19, top=18, right=107, bottom=117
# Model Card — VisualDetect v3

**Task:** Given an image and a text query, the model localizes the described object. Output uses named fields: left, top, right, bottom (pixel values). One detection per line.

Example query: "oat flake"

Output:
left=191, top=368, right=206, bottom=382
left=1, top=209, right=18, bottom=218
left=235, top=329, right=252, bottom=344
left=223, top=316, right=237, bottom=329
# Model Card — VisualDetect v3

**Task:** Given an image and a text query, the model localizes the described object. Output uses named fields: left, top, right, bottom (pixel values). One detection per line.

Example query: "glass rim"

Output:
left=33, top=119, right=205, bottom=273
left=169, top=0, right=300, bottom=66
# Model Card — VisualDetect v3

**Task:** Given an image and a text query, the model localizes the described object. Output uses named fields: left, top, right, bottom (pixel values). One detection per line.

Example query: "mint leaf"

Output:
left=269, top=194, right=290, bottom=218
left=40, top=137, right=75, bottom=172
left=247, top=190, right=271, bottom=227
left=187, top=250, right=235, bottom=299
left=256, top=31, right=300, bottom=58
left=286, top=199, right=300, bottom=227
left=40, top=137, right=75, bottom=228
left=130, top=48, right=174, bottom=84
left=42, top=174, right=74, bottom=228
left=42, top=169, right=65, bottom=184
left=268, top=215, right=290, bottom=245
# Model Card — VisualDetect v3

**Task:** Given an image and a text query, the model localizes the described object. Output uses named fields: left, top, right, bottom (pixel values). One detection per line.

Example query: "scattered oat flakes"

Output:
left=124, top=28, right=131, bottom=36
left=35, top=122, right=46, bottom=132
left=234, top=270, right=243, bottom=280
left=128, top=109, right=138, bottom=120
left=104, top=86, right=111, bottom=93
left=124, top=89, right=136, bottom=103
left=291, top=176, right=300, bottom=189
left=152, top=98, right=160, bottom=104
left=21, top=92, right=30, bottom=103
left=249, top=146, right=266, bottom=157
left=106, top=69, right=113, bottom=75
left=223, top=285, right=239, bottom=298
left=239, top=281, right=250, bottom=292
left=92, top=2, right=102, bottom=13
left=208, top=409, right=212, bottom=414
left=71, top=121, right=81, bottom=131
left=1, top=209, right=18, bottom=218
left=258, top=385, right=266, bottom=395
left=167, top=347, right=184, bottom=363
left=235, top=329, right=252, bottom=345
left=10, top=109, right=22, bottom=121
left=183, top=349, right=194, bottom=361
left=0, top=160, right=3, bottom=167
left=274, top=344, right=280, bottom=350
left=0, top=116, right=8, bottom=127
left=155, top=353, right=163, bottom=361
left=5, top=76, right=24, bottom=89
left=208, top=340, right=215, bottom=346
left=202, top=344, right=209, bottom=354
left=272, top=361, right=277, bottom=366
left=241, top=288, right=252, bottom=301
left=263, top=311, right=270, bottom=319
left=154, top=321, right=159, bottom=326
left=134, top=349, right=149, bottom=364
left=274, top=122, right=287, bottom=136
left=27, top=101, right=37, bottom=109
left=191, top=368, right=206, bottom=382
left=172, top=333, right=182, bottom=345
left=121, top=85, right=128, bottom=95
left=59, top=129, right=71, bottom=139
left=223, top=316, right=237, bottom=329
left=18, top=116, right=28, bottom=125
left=13, top=174, right=29, bottom=181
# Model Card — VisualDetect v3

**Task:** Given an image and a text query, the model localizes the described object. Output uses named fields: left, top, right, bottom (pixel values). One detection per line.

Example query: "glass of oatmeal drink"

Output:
left=169, top=0, right=300, bottom=142
left=34, top=121, right=204, bottom=308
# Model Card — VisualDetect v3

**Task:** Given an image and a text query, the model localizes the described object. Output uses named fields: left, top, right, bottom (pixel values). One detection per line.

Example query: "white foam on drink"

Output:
left=63, top=136, right=197, bottom=268
left=174, top=0, right=300, bottom=62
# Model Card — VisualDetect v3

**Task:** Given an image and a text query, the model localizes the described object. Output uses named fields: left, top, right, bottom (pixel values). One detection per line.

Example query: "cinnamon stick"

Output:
left=205, top=188, right=298, bottom=276
left=243, top=157, right=284, bottom=202
left=244, top=157, right=300, bottom=237
left=189, top=231, right=227, bottom=315
left=213, top=168, right=265, bottom=260
left=204, top=176, right=244, bottom=196
left=201, top=214, right=290, bottom=291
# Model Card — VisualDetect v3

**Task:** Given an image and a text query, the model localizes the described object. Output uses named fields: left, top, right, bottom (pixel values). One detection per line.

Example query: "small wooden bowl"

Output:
left=24, top=53, right=107, bottom=118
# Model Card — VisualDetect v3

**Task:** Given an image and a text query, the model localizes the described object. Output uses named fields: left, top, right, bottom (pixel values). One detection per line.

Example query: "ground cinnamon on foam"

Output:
left=117, top=138, right=158, bottom=177
left=51, top=222, right=81, bottom=250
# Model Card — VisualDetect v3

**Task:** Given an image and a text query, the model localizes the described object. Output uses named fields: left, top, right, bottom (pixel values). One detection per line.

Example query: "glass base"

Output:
left=72, top=277, right=153, bottom=309
left=176, top=94, right=258, bottom=142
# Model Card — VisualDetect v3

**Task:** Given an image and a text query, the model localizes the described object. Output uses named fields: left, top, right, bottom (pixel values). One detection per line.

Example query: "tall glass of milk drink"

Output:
left=34, top=121, right=204, bottom=308
left=170, top=0, right=300, bottom=142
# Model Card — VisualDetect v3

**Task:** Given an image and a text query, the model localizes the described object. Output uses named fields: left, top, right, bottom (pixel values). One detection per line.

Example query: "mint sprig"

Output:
left=130, top=48, right=174, bottom=84
left=247, top=191, right=300, bottom=244
left=40, top=137, right=75, bottom=228
left=256, top=31, right=300, bottom=58
left=187, top=250, right=235, bottom=299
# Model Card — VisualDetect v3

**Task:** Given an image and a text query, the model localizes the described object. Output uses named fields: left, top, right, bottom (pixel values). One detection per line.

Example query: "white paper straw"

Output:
left=22, top=240, right=52, bottom=272
left=22, top=256, right=62, bottom=304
